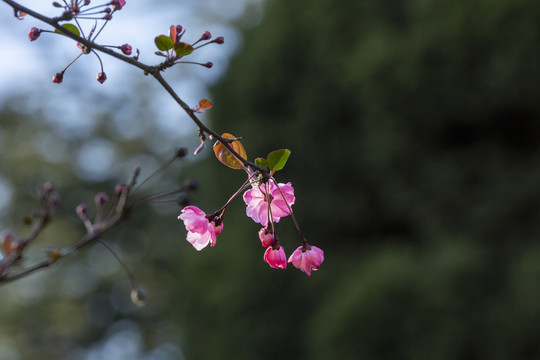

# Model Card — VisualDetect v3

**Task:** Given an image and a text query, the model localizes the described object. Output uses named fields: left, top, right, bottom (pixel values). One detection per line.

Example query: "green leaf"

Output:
left=154, top=35, right=174, bottom=51
left=255, top=158, right=268, bottom=168
left=55, top=23, right=80, bottom=36
left=267, top=149, right=291, bottom=173
left=173, top=42, right=194, bottom=58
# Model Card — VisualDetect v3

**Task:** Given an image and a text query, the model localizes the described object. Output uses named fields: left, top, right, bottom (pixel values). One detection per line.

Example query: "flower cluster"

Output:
left=153, top=25, right=225, bottom=70
left=179, top=176, right=324, bottom=276
left=178, top=206, right=223, bottom=251
left=27, top=0, right=135, bottom=84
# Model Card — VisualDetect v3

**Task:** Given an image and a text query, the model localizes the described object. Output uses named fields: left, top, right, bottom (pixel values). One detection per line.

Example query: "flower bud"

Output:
left=200, top=31, right=211, bottom=41
left=176, top=194, right=190, bottom=207
left=175, top=147, right=188, bottom=158
left=52, top=72, right=64, bottom=84
left=103, top=13, right=112, bottom=20
left=96, top=72, right=107, bottom=84
left=130, top=287, right=148, bottom=307
left=183, top=178, right=198, bottom=191
left=76, top=203, right=88, bottom=219
left=120, top=43, right=132, bottom=55
left=28, top=27, right=41, bottom=41
left=203, top=62, right=213, bottom=68
left=212, top=36, right=224, bottom=44
left=110, top=0, right=126, bottom=11
left=115, top=183, right=127, bottom=197
left=258, top=227, right=275, bottom=247
left=94, top=192, right=109, bottom=206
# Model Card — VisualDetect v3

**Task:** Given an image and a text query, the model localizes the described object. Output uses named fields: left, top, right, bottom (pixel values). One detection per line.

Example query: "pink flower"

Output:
left=288, top=245, right=324, bottom=276
left=258, top=227, right=275, bottom=247
left=243, top=181, right=295, bottom=226
left=28, top=27, right=40, bottom=41
left=264, top=246, right=287, bottom=269
left=178, top=206, right=223, bottom=251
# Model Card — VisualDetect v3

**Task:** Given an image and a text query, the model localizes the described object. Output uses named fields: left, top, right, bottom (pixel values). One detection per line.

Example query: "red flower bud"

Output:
left=28, top=27, right=41, bottom=41
left=203, top=62, right=213, bottom=68
left=120, top=43, right=132, bottom=55
left=96, top=72, right=107, bottom=84
left=52, top=72, right=64, bottom=84
left=201, top=31, right=211, bottom=41
left=212, top=36, right=224, bottom=44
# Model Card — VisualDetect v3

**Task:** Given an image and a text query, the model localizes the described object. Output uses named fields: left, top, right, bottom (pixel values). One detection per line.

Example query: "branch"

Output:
left=0, top=167, right=141, bottom=285
left=1, top=0, right=267, bottom=174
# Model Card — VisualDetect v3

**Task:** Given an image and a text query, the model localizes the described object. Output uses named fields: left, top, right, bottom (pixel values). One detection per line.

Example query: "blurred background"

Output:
left=2, top=0, right=540, bottom=359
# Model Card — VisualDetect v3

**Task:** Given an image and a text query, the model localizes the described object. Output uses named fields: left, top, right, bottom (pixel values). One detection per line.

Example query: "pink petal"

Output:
left=186, top=230, right=212, bottom=251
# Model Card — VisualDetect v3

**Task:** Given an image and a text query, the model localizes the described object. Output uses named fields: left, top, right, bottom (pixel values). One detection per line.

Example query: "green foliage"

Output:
left=266, top=149, right=290, bottom=174
left=55, top=23, right=79, bottom=36
left=173, top=42, right=193, bottom=57
left=154, top=34, right=173, bottom=51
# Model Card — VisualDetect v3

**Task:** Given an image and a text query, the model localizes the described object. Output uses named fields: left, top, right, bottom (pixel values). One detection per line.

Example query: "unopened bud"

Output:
left=201, top=31, right=211, bottom=41
left=96, top=72, right=107, bottom=84
left=130, top=287, right=148, bottom=307
left=95, top=192, right=109, bottom=205
left=203, top=62, right=213, bottom=68
left=103, top=13, right=112, bottom=20
left=28, top=27, right=41, bottom=41
left=115, top=183, right=127, bottom=196
left=120, top=43, right=132, bottom=55
left=52, top=72, right=64, bottom=84
left=183, top=178, right=198, bottom=191
left=176, top=147, right=188, bottom=158
left=212, top=36, right=224, bottom=44
left=176, top=195, right=190, bottom=207
left=47, top=193, right=61, bottom=209
left=76, top=203, right=88, bottom=219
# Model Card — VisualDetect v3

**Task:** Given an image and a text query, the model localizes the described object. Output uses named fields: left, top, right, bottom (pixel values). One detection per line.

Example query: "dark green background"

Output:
left=2, top=0, right=540, bottom=359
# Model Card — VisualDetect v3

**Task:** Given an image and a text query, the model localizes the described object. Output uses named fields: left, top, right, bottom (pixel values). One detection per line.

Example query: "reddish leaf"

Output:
left=213, top=133, right=247, bottom=170
left=199, top=99, right=213, bottom=110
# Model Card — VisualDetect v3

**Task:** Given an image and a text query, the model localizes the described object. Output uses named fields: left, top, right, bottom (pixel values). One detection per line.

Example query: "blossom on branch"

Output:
left=243, top=181, right=295, bottom=226
left=258, top=226, right=275, bottom=247
left=264, top=245, right=287, bottom=269
left=28, top=27, right=40, bottom=41
left=178, top=206, right=223, bottom=251
left=288, top=245, right=324, bottom=276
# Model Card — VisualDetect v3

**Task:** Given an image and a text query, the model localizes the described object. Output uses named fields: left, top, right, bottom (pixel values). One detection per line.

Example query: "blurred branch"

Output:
left=0, top=167, right=140, bottom=285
